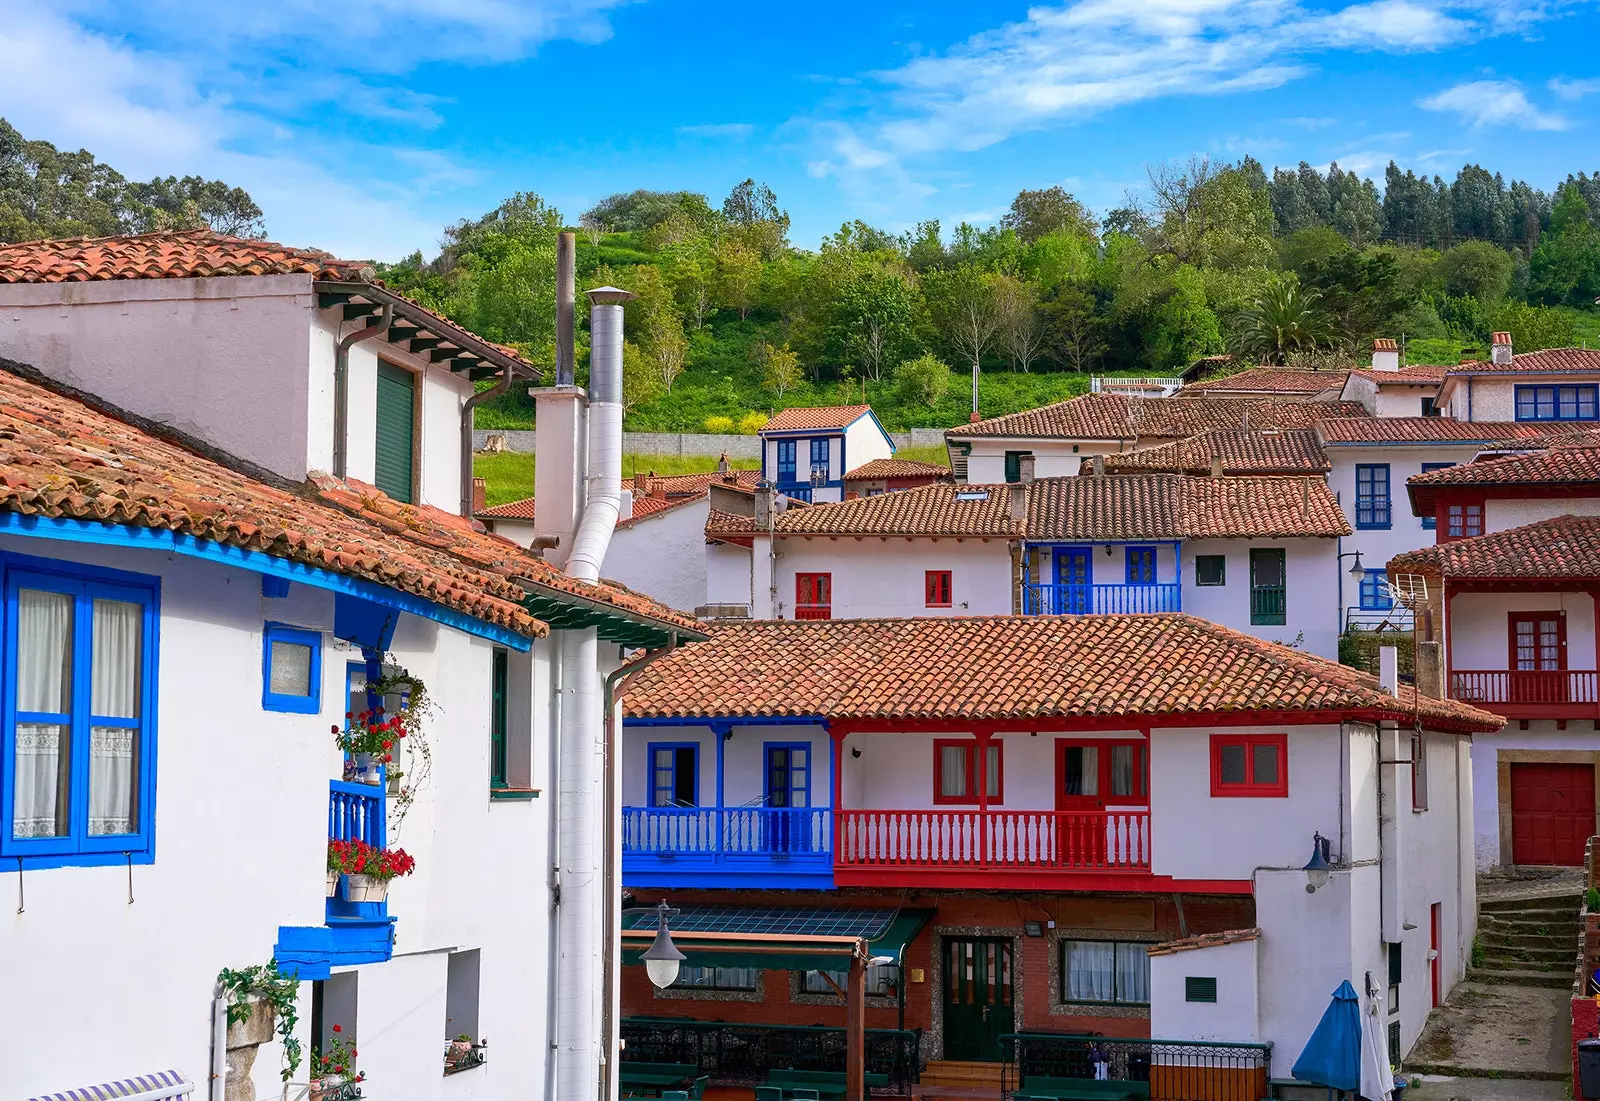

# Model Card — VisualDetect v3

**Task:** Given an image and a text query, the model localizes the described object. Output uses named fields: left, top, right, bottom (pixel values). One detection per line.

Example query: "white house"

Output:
left=0, top=233, right=704, bottom=1101
left=1435, top=333, right=1600, bottom=423
left=757, top=404, right=895, bottom=503
left=616, top=616, right=1500, bottom=1083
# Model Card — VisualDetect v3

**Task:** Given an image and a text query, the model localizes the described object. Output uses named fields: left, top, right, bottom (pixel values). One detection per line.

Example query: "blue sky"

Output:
left=0, top=1, right=1596, bottom=260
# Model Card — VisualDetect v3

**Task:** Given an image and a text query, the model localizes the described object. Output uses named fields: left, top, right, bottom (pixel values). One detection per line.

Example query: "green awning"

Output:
left=621, top=905, right=933, bottom=972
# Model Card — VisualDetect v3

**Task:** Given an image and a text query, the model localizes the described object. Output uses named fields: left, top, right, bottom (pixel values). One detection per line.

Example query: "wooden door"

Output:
left=1509, top=613, right=1566, bottom=703
left=1510, top=762, right=1594, bottom=866
left=1056, top=742, right=1106, bottom=864
left=1430, top=902, right=1442, bottom=1008
left=1053, top=548, right=1091, bottom=614
left=942, top=938, right=1014, bottom=1062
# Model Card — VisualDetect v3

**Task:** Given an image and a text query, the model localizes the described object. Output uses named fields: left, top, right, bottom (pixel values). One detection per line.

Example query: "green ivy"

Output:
left=217, top=958, right=303, bottom=1082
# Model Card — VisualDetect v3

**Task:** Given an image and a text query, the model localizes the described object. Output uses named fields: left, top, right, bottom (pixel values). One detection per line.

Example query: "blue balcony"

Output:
left=1021, top=582, right=1181, bottom=615
left=275, top=780, right=397, bottom=980
left=622, top=805, right=834, bottom=889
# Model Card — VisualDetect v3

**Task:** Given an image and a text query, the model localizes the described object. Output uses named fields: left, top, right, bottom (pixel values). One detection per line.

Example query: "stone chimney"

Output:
left=1018, top=454, right=1036, bottom=485
left=1209, top=455, right=1224, bottom=479
left=1371, top=338, right=1399, bottom=372
left=1009, top=483, right=1027, bottom=524
left=1491, top=331, right=1513, bottom=366
left=754, top=482, right=777, bottom=531
left=1415, top=641, right=1443, bottom=699
left=471, top=476, right=487, bottom=513
left=1091, top=455, right=1105, bottom=478
left=717, top=452, right=730, bottom=475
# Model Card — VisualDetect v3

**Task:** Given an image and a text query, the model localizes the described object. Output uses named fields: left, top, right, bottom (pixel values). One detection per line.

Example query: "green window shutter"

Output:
left=490, top=648, right=509, bottom=788
left=1185, top=976, right=1218, bottom=1003
left=374, top=362, right=415, bottom=503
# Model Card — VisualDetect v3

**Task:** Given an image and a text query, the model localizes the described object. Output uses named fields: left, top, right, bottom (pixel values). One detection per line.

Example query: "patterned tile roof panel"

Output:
left=1449, top=348, right=1600, bottom=376
left=843, top=458, right=952, bottom=481
left=763, top=404, right=873, bottom=432
left=1100, top=429, right=1330, bottom=475
left=1348, top=364, right=1448, bottom=384
left=0, top=229, right=373, bottom=283
left=1406, top=444, right=1600, bottom=488
left=1179, top=368, right=1350, bottom=395
left=621, top=615, right=1501, bottom=731
left=1388, top=514, right=1600, bottom=580
left=1315, top=418, right=1579, bottom=444
left=775, top=483, right=1019, bottom=537
left=950, top=394, right=1366, bottom=441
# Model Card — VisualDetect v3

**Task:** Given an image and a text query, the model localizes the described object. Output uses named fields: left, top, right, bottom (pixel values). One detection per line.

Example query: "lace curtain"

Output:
left=14, top=589, right=71, bottom=838
left=90, top=598, right=141, bottom=836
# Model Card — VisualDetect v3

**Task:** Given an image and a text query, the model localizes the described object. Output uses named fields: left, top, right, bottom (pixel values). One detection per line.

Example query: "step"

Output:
left=1480, top=892, right=1581, bottom=914
left=1478, top=913, right=1579, bottom=933
left=1465, top=966, right=1575, bottom=989
left=1480, top=930, right=1582, bottom=950
left=1479, top=952, right=1574, bottom=972
left=1479, top=900, right=1581, bottom=919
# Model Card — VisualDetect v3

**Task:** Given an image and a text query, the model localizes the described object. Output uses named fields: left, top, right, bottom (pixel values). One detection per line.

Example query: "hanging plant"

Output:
left=217, top=958, right=303, bottom=1082
left=369, top=660, right=436, bottom=838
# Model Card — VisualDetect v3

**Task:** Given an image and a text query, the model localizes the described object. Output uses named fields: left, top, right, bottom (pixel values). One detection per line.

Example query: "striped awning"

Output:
left=26, top=1070, right=192, bottom=1101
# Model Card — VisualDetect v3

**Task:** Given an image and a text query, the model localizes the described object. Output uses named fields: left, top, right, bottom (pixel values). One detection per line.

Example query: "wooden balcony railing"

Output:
left=834, top=809, right=1150, bottom=872
left=1021, top=583, right=1180, bottom=616
left=1450, top=670, right=1600, bottom=708
left=1250, top=585, right=1286, bottom=625
left=329, top=779, right=385, bottom=848
left=622, top=806, right=832, bottom=857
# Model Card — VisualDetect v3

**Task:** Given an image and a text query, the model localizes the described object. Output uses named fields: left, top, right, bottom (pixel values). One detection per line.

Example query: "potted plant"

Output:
left=310, top=1024, right=365, bottom=1101
left=386, top=768, right=404, bottom=797
left=445, top=1033, right=473, bottom=1068
left=327, top=838, right=416, bottom=903
left=216, top=959, right=303, bottom=1087
left=332, top=709, right=406, bottom=785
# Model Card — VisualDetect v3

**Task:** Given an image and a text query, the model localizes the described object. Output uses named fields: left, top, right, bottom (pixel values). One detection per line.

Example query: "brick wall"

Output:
left=623, top=887, right=1255, bottom=1058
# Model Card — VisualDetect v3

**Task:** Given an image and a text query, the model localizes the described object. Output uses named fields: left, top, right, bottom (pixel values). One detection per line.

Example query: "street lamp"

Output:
left=1303, top=832, right=1332, bottom=894
left=1339, top=550, right=1365, bottom=582
left=640, top=900, right=686, bottom=990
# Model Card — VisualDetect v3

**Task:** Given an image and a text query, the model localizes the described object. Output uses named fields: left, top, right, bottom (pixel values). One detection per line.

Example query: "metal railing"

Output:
left=622, top=806, right=832, bottom=857
left=777, top=483, right=814, bottom=503
left=1021, top=583, right=1181, bottom=616
left=1344, top=607, right=1413, bottom=632
left=835, top=809, right=1149, bottom=871
left=620, top=1017, right=920, bottom=1093
left=1000, top=1032, right=1271, bottom=1101
left=329, top=780, right=384, bottom=848
left=1249, top=585, right=1285, bottom=625
left=1450, top=670, right=1600, bottom=706
left=1090, top=376, right=1185, bottom=396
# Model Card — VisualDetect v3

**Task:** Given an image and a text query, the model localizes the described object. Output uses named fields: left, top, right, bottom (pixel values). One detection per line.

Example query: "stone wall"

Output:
left=472, top=427, right=951, bottom=458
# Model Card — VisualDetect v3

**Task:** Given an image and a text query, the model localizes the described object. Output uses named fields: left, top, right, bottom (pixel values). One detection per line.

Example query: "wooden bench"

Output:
left=764, top=1068, right=892, bottom=1099
left=619, top=1062, right=698, bottom=1097
left=1012, top=1075, right=1148, bottom=1101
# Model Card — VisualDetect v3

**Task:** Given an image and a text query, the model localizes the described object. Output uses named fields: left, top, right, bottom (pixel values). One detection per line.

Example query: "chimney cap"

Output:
left=587, top=285, right=636, bottom=305
left=1373, top=338, right=1397, bottom=352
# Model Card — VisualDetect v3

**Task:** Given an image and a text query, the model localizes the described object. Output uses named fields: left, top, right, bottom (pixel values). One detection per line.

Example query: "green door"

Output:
left=374, top=362, right=415, bottom=503
left=943, top=937, right=1014, bottom=1062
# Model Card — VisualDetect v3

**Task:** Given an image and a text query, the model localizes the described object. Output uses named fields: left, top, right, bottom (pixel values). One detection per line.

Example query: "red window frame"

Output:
left=932, top=739, right=1002, bottom=805
left=1054, top=739, right=1149, bottom=808
left=1508, top=611, right=1566, bottom=671
left=925, top=570, right=953, bottom=608
left=1441, top=500, right=1484, bottom=541
left=795, top=573, right=832, bottom=620
left=1209, top=733, right=1288, bottom=798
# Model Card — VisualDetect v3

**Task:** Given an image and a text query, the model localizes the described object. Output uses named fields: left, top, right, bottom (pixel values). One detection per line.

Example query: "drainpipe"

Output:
left=544, top=635, right=565, bottom=1101
left=208, top=989, right=228, bottom=1101
left=461, top=367, right=514, bottom=516
left=333, top=302, right=393, bottom=479
left=599, top=638, right=681, bottom=1101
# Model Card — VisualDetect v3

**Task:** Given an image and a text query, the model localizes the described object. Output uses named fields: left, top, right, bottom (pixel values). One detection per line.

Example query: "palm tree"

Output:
left=1228, top=280, right=1335, bottom=365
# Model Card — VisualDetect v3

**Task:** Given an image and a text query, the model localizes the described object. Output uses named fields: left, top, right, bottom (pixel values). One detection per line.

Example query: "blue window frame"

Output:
left=1419, top=463, right=1453, bottom=529
left=810, top=438, right=830, bottom=480
left=777, top=440, right=797, bottom=483
left=649, top=742, right=698, bottom=807
left=1355, top=464, right=1391, bottom=530
left=1125, top=546, right=1156, bottom=585
left=263, top=623, right=323, bottom=714
left=1515, top=384, right=1599, bottom=422
left=764, top=742, right=812, bottom=808
left=2, top=554, right=160, bottom=866
left=1360, top=568, right=1394, bottom=611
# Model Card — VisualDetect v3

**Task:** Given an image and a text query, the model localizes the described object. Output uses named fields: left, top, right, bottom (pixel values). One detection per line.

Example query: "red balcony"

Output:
left=833, top=808, right=1150, bottom=889
left=1450, top=670, right=1600, bottom=720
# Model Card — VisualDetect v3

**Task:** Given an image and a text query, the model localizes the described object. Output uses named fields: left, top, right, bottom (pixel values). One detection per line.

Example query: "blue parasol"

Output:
left=1292, top=980, right=1363, bottom=1093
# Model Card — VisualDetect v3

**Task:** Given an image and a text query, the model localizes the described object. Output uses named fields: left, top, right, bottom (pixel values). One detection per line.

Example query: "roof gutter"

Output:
left=461, top=366, right=513, bottom=516
left=333, top=302, right=391, bottom=479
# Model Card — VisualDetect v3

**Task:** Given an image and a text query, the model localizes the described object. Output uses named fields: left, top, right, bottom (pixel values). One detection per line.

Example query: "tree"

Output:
left=1044, top=286, right=1105, bottom=372
left=721, top=178, right=790, bottom=258
left=1437, top=241, right=1515, bottom=305
left=994, top=275, right=1047, bottom=372
left=581, top=190, right=715, bottom=233
left=1145, top=157, right=1274, bottom=271
left=1000, top=186, right=1097, bottom=245
left=592, top=262, right=687, bottom=393
left=1227, top=279, right=1335, bottom=364
left=897, top=353, right=952, bottom=406
left=923, top=265, right=1001, bottom=407
left=828, top=269, right=920, bottom=382
left=1529, top=185, right=1600, bottom=306
left=1491, top=301, right=1577, bottom=353
left=127, top=176, right=265, bottom=237
left=757, top=342, right=803, bottom=401
left=711, top=235, right=762, bottom=319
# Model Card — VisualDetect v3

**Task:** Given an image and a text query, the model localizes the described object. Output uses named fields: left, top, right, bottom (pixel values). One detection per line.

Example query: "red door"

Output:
left=1509, top=762, right=1595, bottom=866
left=1509, top=613, right=1566, bottom=703
left=795, top=573, right=831, bottom=619
left=1429, top=903, right=1442, bottom=1008
left=1056, top=742, right=1107, bottom=865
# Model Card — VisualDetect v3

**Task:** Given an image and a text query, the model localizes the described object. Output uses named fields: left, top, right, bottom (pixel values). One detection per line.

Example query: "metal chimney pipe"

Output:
left=556, top=232, right=576, bottom=386
left=565, top=286, right=633, bottom=583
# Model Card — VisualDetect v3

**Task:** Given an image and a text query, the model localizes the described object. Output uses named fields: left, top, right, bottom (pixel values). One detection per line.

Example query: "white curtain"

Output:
left=1062, top=747, right=1099, bottom=796
left=1111, top=745, right=1134, bottom=797
left=89, top=599, right=141, bottom=836
left=1114, top=942, right=1150, bottom=1004
left=939, top=745, right=968, bottom=798
left=15, top=589, right=72, bottom=839
left=1063, top=940, right=1115, bottom=1002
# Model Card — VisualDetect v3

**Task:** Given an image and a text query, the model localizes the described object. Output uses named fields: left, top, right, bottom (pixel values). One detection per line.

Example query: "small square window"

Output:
left=1185, top=976, right=1218, bottom=1003
left=263, top=623, right=322, bottom=714
left=1211, top=734, right=1288, bottom=797
left=925, top=570, right=953, bottom=608
left=1195, top=555, right=1226, bottom=586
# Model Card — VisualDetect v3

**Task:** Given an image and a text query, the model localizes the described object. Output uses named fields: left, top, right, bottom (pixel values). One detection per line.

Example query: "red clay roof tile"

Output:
left=764, top=404, right=873, bottom=431
left=1389, top=514, right=1600, bottom=581
left=0, top=229, right=373, bottom=283
left=843, top=457, right=952, bottom=481
left=1101, top=429, right=1330, bottom=475
left=1448, top=348, right=1600, bottom=375
left=1316, top=418, right=1582, bottom=444
left=1407, top=444, right=1600, bottom=488
left=1147, top=928, right=1261, bottom=957
left=1179, top=368, right=1349, bottom=395
left=950, top=394, right=1366, bottom=441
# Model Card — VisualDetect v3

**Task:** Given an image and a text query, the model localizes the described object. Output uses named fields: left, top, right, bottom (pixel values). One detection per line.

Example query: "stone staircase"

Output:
left=1471, top=890, right=1581, bottom=988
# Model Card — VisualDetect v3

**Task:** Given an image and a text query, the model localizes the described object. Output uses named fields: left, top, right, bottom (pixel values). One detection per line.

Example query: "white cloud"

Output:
left=1419, top=79, right=1569, bottom=130
left=1550, top=77, right=1600, bottom=101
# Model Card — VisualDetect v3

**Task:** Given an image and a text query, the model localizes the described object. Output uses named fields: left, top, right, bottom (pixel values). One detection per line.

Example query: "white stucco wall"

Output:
left=960, top=439, right=1121, bottom=482
left=604, top=499, right=710, bottom=614
left=842, top=416, right=894, bottom=471
left=0, top=276, right=318, bottom=482
left=1448, top=591, right=1597, bottom=671
left=1149, top=939, right=1259, bottom=1043
left=621, top=722, right=833, bottom=808
left=1374, top=385, right=1440, bottom=419
left=1181, top=538, right=1341, bottom=659
left=1486, top=495, right=1600, bottom=533
left=486, top=517, right=539, bottom=548
left=772, top=537, right=1012, bottom=618
left=706, top=541, right=754, bottom=608
left=0, top=533, right=558, bottom=1101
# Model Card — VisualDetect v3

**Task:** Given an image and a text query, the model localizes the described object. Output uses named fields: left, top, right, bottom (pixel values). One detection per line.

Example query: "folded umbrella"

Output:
left=1292, top=979, right=1363, bottom=1094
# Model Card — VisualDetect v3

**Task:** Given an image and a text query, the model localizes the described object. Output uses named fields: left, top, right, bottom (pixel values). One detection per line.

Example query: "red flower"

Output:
left=381, top=740, right=393, bottom=750
left=330, top=724, right=340, bottom=734
left=332, top=1024, right=342, bottom=1033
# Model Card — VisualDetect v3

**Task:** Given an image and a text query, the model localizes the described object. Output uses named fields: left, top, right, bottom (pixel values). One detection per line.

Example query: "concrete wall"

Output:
left=1182, top=537, right=1342, bottom=659
left=772, top=537, right=1011, bottom=619
left=1148, top=939, right=1259, bottom=1043
left=0, top=532, right=559, bottom=1101
left=472, top=427, right=950, bottom=458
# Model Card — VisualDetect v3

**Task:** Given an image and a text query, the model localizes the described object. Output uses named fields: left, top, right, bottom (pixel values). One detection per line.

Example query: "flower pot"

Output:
left=352, top=754, right=380, bottom=785
left=386, top=775, right=402, bottom=797
left=344, top=874, right=390, bottom=904
left=326, top=871, right=339, bottom=898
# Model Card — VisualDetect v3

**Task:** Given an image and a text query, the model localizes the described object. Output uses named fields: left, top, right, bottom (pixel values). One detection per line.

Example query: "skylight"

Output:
left=955, top=490, right=989, bottom=502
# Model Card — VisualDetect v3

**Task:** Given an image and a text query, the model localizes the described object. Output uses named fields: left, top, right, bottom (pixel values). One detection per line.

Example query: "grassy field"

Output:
left=474, top=451, right=761, bottom=507
left=895, top=444, right=953, bottom=466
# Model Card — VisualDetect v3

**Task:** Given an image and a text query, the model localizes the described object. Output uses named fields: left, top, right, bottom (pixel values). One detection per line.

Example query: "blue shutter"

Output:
left=374, top=363, right=415, bottom=503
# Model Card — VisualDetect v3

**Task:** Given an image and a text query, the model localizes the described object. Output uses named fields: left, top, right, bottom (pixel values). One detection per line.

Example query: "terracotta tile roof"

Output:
left=843, top=458, right=952, bottom=481
left=621, top=615, right=1501, bottom=731
left=950, top=393, right=1366, bottom=441
left=705, top=508, right=759, bottom=539
left=1348, top=364, right=1449, bottom=384
left=1147, top=929, right=1261, bottom=957
left=0, top=229, right=374, bottom=283
left=1101, top=429, right=1329, bottom=475
left=754, top=474, right=1348, bottom=540
left=479, top=497, right=537, bottom=520
left=1030, top=475, right=1349, bottom=540
left=1407, top=444, right=1600, bottom=488
left=1179, top=368, right=1350, bottom=395
left=1448, top=348, right=1600, bottom=375
left=0, top=363, right=698, bottom=638
left=763, top=404, right=872, bottom=432
left=1389, top=515, right=1600, bottom=581
left=1315, top=418, right=1579, bottom=445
